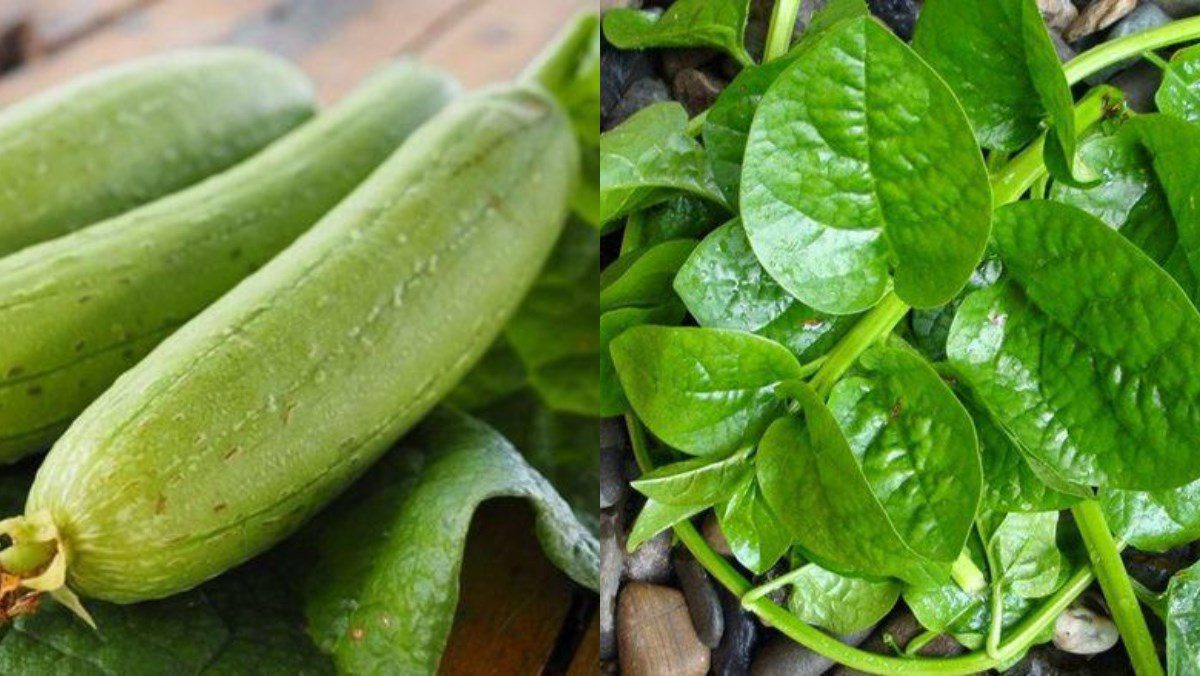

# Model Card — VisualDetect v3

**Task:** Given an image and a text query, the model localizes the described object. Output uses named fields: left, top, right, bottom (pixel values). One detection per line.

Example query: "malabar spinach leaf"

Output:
left=599, top=102, right=727, bottom=229
left=947, top=199, right=1200, bottom=490
left=1168, top=561, right=1200, bottom=675
left=599, top=302, right=686, bottom=416
left=640, top=195, right=728, bottom=246
left=611, top=326, right=804, bottom=456
left=757, top=382, right=951, bottom=589
left=701, top=0, right=867, bottom=207
left=717, top=474, right=792, bottom=574
left=915, top=0, right=1071, bottom=153
left=1157, top=44, right=1200, bottom=124
left=674, top=220, right=856, bottom=361
left=787, top=564, right=900, bottom=635
left=627, top=499, right=707, bottom=552
left=300, top=409, right=598, bottom=674
left=826, top=346, right=982, bottom=567
left=632, top=447, right=754, bottom=506
left=600, top=238, right=697, bottom=310
left=984, top=511, right=1064, bottom=599
left=1101, top=478, right=1200, bottom=553
left=602, top=0, right=753, bottom=66
left=740, top=15, right=992, bottom=314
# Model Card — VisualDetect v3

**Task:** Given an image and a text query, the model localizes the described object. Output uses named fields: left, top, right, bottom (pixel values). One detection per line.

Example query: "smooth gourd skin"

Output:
left=0, top=48, right=315, bottom=257
left=0, top=61, right=459, bottom=463
left=27, top=85, right=578, bottom=603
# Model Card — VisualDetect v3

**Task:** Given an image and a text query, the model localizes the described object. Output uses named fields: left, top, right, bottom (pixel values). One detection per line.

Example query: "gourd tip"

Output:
left=0, top=512, right=93, bottom=629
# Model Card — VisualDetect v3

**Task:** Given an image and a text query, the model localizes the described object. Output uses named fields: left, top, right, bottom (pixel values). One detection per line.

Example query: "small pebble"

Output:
left=1110, top=61, right=1164, bottom=112
left=1065, top=0, right=1138, bottom=41
left=1050, top=29, right=1077, bottom=63
left=1053, top=605, right=1121, bottom=655
left=625, top=529, right=672, bottom=583
left=1039, top=0, right=1080, bottom=30
left=674, top=549, right=725, bottom=648
left=1109, top=0, right=1172, bottom=39
left=601, top=43, right=660, bottom=130
left=712, top=587, right=757, bottom=676
left=1151, top=0, right=1200, bottom=18
left=608, top=78, right=671, bottom=129
left=1124, top=545, right=1195, bottom=591
left=600, top=511, right=623, bottom=660
left=600, top=419, right=627, bottom=510
left=672, top=68, right=727, bottom=117
left=661, top=47, right=720, bottom=80
left=619, top=582, right=711, bottom=676
left=703, top=513, right=733, bottom=557
left=751, top=635, right=835, bottom=676
left=867, top=0, right=920, bottom=41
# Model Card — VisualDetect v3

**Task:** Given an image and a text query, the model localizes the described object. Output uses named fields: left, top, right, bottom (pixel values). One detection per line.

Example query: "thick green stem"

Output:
left=743, top=565, right=806, bottom=602
left=764, top=0, right=801, bottom=62
left=809, top=292, right=909, bottom=398
left=624, top=414, right=1096, bottom=674
left=685, top=108, right=708, bottom=137
left=1072, top=500, right=1163, bottom=676
left=1064, top=16, right=1200, bottom=85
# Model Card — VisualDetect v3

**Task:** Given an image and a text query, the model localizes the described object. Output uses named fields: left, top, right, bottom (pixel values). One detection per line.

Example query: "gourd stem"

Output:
left=808, top=292, right=909, bottom=399
left=1064, top=16, right=1200, bottom=85
left=990, top=86, right=1115, bottom=205
left=0, top=541, right=54, bottom=577
left=1071, top=500, right=1163, bottom=676
left=764, top=0, right=802, bottom=62
left=623, top=413, right=1096, bottom=674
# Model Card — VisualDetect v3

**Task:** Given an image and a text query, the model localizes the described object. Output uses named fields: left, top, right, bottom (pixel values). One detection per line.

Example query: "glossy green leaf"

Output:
left=985, top=512, right=1064, bottom=599
left=948, top=200, right=1200, bottom=490
left=446, top=339, right=529, bottom=411
left=632, top=447, right=754, bottom=506
left=1050, top=126, right=1198, bottom=297
left=787, top=564, right=900, bottom=635
left=640, top=195, right=728, bottom=246
left=627, top=499, right=707, bottom=552
left=716, top=474, right=791, bottom=574
left=1168, top=560, right=1200, bottom=675
left=915, top=0, right=1072, bottom=155
left=599, top=103, right=726, bottom=228
left=741, top=16, right=991, bottom=314
left=1126, top=115, right=1200, bottom=291
left=504, top=218, right=600, bottom=415
left=300, top=409, right=598, bottom=674
left=600, top=238, right=697, bottom=310
left=826, top=346, right=981, bottom=566
left=474, top=389, right=599, bottom=533
left=701, top=0, right=868, bottom=207
left=1101, top=478, right=1200, bottom=553
left=909, top=255, right=1004, bottom=362
left=599, top=302, right=686, bottom=417
left=957, top=387, right=1082, bottom=513
left=675, top=220, right=856, bottom=361
left=611, top=326, right=803, bottom=456
left=602, top=0, right=753, bottom=65
left=0, top=559, right=334, bottom=675
left=1157, top=44, right=1200, bottom=124
left=757, top=382, right=950, bottom=588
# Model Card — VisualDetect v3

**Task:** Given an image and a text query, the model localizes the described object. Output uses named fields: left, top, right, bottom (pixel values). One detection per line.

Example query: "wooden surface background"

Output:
left=0, top=1, right=598, bottom=674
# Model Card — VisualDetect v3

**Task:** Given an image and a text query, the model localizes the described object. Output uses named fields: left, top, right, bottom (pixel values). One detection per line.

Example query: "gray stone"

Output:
left=608, top=78, right=671, bottom=129
left=600, top=511, right=623, bottom=660
left=625, top=528, right=672, bottom=583
left=1152, top=0, right=1200, bottom=18
left=712, top=587, right=757, bottom=676
left=600, top=418, right=627, bottom=510
left=674, top=549, right=724, bottom=648
left=661, top=47, right=720, bottom=80
left=702, top=512, right=734, bottom=557
left=1109, top=1, right=1172, bottom=40
left=868, top=0, right=920, bottom=41
left=750, top=635, right=835, bottom=676
left=1065, top=0, right=1138, bottom=41
left=1039, top=0, right=1079, bottom=30
left=1110, top=61, right=1164, bottom=112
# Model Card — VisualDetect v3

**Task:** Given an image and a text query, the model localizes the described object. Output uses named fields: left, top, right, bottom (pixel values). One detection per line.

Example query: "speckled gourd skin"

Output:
left=0, top=48, right=317, bottom=257
left=0, top=61, right=459, bottom=463
left=25, top=84, right=578, bottom=603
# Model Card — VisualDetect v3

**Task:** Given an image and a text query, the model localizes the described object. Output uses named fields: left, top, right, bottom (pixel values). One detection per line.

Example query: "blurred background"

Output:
left=0, top=0, right=588, bottom=104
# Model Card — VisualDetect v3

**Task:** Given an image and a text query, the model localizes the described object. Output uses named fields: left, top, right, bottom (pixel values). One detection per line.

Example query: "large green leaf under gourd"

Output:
left=740, top=15, right=991, bottom=315
left=948, top=199, right=1200, bottom=491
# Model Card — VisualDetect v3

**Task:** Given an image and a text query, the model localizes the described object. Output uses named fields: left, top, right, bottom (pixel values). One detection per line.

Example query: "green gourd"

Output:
left=0, top=84, right=577, bottom=611
left=0, top=48, right=317, bottom=257
left=0, top=60, right=459, bottom=462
